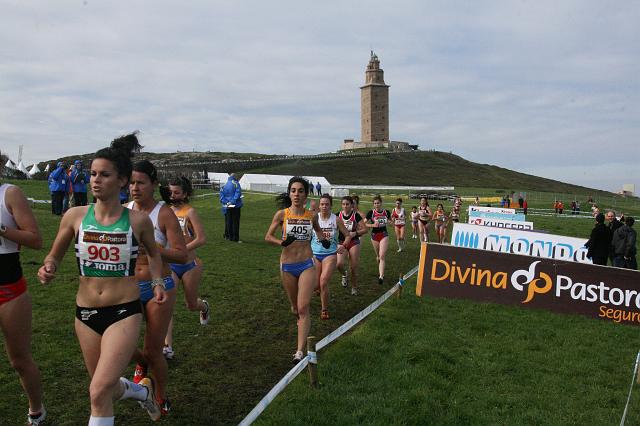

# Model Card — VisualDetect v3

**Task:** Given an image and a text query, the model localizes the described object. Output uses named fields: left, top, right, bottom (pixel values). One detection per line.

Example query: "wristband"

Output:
left=151, top=278, right=166, bottom=291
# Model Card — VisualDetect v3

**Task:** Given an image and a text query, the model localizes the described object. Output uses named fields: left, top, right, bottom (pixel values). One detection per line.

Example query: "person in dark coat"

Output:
left=584, top=213, right=611, bottom=266
left=70, top=159, right=88, bottom=206
left=611, top=216, right=637, bottom=270
left=606, top=210, right=624, bottom=265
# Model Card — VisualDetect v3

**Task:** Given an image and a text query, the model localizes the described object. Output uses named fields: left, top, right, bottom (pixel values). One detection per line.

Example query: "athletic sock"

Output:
left=88, top=416, right=115, bottom=426
left=118, top=377, right=148, bottom=401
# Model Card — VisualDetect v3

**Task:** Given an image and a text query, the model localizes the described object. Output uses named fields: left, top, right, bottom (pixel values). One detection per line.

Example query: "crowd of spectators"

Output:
left=585, top=210, right=636, bottom=270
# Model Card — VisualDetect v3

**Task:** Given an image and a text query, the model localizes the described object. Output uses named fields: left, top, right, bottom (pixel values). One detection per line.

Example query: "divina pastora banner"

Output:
left=416, top=243, right=640, bottom=326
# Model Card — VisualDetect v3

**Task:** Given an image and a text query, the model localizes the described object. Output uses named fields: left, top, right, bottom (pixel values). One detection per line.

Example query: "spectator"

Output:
left=611, top=216, right=637, bottom=270
left=523, top=199, right=528, bottom=215
left=558, top=200, right=564, bottom=215
left=606, top=210, right=624, bottom=265
left=315, top=181, right=321, bottom=195
left=518, top=194, right=524, bottom=208
left=584, top=213, right=611, bottom=266
left=47, top=161, right=68, bottom=215
left=220, top=172, right=243, bottom=242
left=570, top=201, right=577, bottom=215
left=553, top=200, right=559, bottom=214
left=575, top=200, right=581, bottom=214
left=70, top=159, right=88, bottom=206
left=62, top=164, right=74, bottom=213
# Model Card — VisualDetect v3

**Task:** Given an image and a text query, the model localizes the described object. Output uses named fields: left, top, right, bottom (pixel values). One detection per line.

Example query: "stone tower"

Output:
left=360, top=52, right=390, bottom=143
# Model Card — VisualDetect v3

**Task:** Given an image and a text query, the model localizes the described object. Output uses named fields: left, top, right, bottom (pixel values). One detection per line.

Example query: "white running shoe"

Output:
left=199, top=299, right=210, bottom=325
left=139, top=378, right=161, bottom=421
left=163, top=345, right=175, bottom=360
left=27, top=406, right=46, bottom=425
left=341, top=274, right=348, bottom=288
left=397, top=248, right=402, bottom=252
left=351, top=287, right=358, bottom=296
left=292, top=350, right=304, bottom=363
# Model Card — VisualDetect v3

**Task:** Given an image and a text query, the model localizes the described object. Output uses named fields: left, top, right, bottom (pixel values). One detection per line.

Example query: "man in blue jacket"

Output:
left=70, top=160, right=88, bottom=206
left=220, top=173, right=243, bottom=242
left=48, top=162, right=68, bottom=215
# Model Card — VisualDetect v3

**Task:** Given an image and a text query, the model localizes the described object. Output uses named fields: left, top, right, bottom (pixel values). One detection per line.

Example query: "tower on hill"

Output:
left=341, top=52, right=411, bottom=151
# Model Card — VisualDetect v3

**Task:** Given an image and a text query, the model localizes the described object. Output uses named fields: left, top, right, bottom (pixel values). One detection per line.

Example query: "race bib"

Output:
left=285, top=219, right=313, bottom=241
left=77, top=231, right=133, bottom=276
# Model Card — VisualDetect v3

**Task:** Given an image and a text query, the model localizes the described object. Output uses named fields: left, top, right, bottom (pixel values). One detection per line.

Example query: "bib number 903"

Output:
left=87, top=245, right=120, bottom=261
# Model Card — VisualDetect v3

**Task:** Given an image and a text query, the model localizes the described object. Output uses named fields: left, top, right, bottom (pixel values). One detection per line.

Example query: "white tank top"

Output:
left=0, top=184, right=19, bottom=254
left=127, top=201, right=168, bottom=247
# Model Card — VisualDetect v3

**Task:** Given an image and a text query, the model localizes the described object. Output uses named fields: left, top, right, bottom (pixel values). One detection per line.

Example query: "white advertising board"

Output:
left=468, top=216, right=534, bottom=231
left=468, top=210, right=526, bottom=222
left=468, top=205, right=516, bottom=215
left=451, top=223, right=591, bottom=264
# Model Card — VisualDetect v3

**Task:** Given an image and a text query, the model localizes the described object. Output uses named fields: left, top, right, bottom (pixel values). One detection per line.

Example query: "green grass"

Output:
left=1, top=180, right=639, bottom=425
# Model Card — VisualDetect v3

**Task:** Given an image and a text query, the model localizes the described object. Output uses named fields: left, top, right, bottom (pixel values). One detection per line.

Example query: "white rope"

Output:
left=238, top=264, right=419, bottom=425
left=620, top=350, right=640, bottom=426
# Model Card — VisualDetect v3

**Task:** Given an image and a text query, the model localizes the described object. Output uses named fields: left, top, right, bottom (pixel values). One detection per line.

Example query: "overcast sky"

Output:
left=1, top=1, right=638, bottom=192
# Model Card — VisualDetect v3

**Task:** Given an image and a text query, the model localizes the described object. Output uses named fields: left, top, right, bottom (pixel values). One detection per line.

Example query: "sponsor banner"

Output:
left=451, top=222, right=591, bottom=264
left=416, top=243, right=640, bottom=326
left=468, top=205, right=515, bottom=215
left=468, top=210, right=526, bottom=222
left=467, top=216, right=534, bottom=231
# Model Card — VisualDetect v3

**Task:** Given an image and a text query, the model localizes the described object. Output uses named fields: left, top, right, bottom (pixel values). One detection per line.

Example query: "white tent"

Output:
left=4, top=159, right=16, bottom=169
left=207, top=172, right=232, bottom=187
left=44, top=163, right=50, bottom=173
left=16, top=161, right=29, bottom=174
left=239, top=174, right=331, bottom=194
left=28, top=163, right=41, bottom=176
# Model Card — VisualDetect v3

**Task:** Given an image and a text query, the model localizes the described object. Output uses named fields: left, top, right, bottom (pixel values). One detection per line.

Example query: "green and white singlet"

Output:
left=75, top=205, right=138, bottom=277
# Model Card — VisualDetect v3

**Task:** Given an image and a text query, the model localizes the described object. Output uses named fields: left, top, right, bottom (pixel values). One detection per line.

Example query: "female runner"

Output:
left=433, top=203, right=449, bottom=244
left=390, top=198, right=406, bottom=252
left=165, top=177, right=208, bottom=360
left=336, top=196, right=367, bottom=295
left=127, top=160, right=187, bottom=416
left=310, top=194, right=352, bottom=319
left=38, top=134, right=165, bottom=425
left=0, top=175, right=46, bottom=425
left=410, top=206, right=419, bottom=239
left=265, top=177, right=342, bottom=362
left=366, top=195, right=391, bottom=285
left=417, top=197, right=432, bottom=242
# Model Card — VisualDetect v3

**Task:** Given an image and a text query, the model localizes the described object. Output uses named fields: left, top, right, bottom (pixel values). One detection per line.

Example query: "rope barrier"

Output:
left=238, top=264, right=419, bottom=425
left=620, top=350, right=640, bottom=426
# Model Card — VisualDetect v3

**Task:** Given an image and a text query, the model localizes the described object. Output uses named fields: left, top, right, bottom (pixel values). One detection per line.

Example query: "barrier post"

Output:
left=637, top=364, right=640, bottom=385
left=307, top=336, right=318, bottom=388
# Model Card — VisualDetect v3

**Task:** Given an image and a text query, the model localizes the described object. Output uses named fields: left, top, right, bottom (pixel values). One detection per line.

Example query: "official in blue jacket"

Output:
left=47, top=162, right=68, bottom=215
left=70, top=159, right=88, bottom=206
left=220, top=173, right=243, bottom=242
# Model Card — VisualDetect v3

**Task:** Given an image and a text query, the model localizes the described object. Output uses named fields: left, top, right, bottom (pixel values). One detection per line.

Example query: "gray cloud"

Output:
left=1, top=0, right=638, bottom=192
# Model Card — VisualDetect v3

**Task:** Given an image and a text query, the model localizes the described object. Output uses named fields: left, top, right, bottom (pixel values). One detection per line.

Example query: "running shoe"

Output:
left=199, top=299, right=210, bottom=325
left=351, top=287, right=358, bottom=296
left=133, top=363, right=147, bottom=384
left=162, top=345, right=175, bottom=360
left=321, top=309, right=329, bottom=320
left=292, top=350, right=304, bottom=363
left=341, top=274, right=348, bottom=288
left=397, top=248, right=402, bottom=252
left=139, top=378, right=162, bottom=421
left=159, top=398, right=171, bottom=415
left=27, top=406, right=46, bottom=425
left=378, top=277, right=384, bottom=285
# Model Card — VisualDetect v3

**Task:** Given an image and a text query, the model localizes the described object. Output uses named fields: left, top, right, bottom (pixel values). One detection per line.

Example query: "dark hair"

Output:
left=169, top=176, right=193, bottom=203
left=93, top=132, right=142, bottom=183
left=352, top=195, right=360, bottom=205
left=275, top=176, right=309, bottom=209
left=625, top=216, right=635, bottom=227
left=595, top=213, right=605, bottom=224
left=133, top=160, right=171, bottom=204
left=320, top=193, right=333, bottom=205
left=341, top=195, right=353, bottom=205
left=396, top=197, right=403, bottom=203
left=373, top=195, right=382, bottom=203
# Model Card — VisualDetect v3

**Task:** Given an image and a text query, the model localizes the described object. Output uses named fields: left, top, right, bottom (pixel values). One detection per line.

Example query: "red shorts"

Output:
left=0, top=276, right=27, bottom=306
left=371, top=231, right=388, bottom=242
left=342, top=239, right=361, bottom=251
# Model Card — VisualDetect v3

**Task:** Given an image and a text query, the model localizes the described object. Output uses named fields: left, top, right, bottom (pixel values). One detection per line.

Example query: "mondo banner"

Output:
left=416, top=243, right=640, bottom=326
left=451, top=222, right=591, bottom=264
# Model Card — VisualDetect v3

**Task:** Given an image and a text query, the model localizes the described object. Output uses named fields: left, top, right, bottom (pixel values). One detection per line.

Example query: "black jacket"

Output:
left=585, top=223, right=611, bottom=260
left=611, top=225, right=637, bottom=257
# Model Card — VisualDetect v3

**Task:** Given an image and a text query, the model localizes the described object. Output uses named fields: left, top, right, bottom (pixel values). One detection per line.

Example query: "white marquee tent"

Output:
left=16, top=161, right=30, bottom=176
left=4, top=159, right=16, bottom=169
left=207, top=172, right=232, bottom=186
left=28, top=163, right=41, bottom=176
left=238, top=174, right=331, bottom=194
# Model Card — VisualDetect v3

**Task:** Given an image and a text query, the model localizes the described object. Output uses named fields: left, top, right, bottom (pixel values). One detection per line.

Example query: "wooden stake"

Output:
left=307, top=336, right=318, bottom=388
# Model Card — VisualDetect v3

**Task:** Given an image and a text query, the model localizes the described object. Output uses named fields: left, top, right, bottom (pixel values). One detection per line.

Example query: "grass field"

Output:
left=1, top=179, right=639, bottom=425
